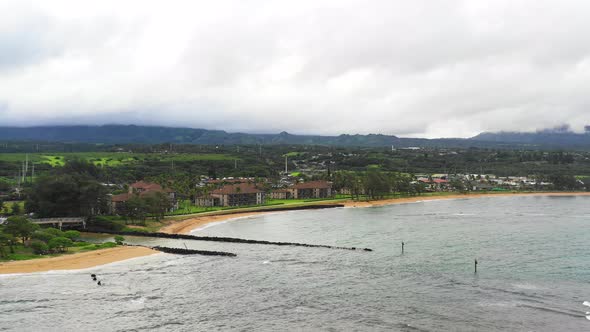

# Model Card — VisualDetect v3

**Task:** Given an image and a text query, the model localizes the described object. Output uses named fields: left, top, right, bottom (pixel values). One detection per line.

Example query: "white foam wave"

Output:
left=513, top=283, right=542, bottom=290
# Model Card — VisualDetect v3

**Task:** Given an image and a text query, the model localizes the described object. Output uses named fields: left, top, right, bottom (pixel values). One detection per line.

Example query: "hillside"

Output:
left=472, top=131, right=590, bottom=148
left=2, top=125, right=590, bottom=149
left=0, top=125, right=404, bottom=146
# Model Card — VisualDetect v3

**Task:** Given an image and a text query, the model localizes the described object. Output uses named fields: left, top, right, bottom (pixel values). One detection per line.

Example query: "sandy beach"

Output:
left=341, top=191, right=590, bottom=208
left=163, top=191, right=590, bottom=234
left=0, top=246, right=158, bottom=275
left=160, top=211, right=278, bottom=234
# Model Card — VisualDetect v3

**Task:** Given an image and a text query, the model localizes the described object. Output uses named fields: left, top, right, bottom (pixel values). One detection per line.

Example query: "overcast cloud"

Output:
left=1, top=0, right=590, bottom=138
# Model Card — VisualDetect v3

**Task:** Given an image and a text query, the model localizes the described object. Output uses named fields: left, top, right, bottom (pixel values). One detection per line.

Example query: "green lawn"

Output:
left=0, top=152, right=239, bottom=168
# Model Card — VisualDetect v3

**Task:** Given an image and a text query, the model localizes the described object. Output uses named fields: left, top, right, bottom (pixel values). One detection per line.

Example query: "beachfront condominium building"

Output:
left=109, top=180, right=178, bottom=214
left=287, top=180, right=333, bottom=199
left=270, top=189, right=292, bottom=199
left=209, top=183, right=266, bottom=207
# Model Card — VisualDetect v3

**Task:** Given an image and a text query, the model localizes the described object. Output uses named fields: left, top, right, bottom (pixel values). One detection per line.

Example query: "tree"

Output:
left=143, top=191, right=172, bottom=221
left=364, top=168, right=390, bottom=199
left=0, top=233, right=13, bottom=258
left=124, top=195, right=147, bottom=225
left=25, top=160, right=108, bottom=218
left=11, top=202, right=21, bottom=215
left=48, top=237, right=73, bottom=252
left=3, top=216, right=39, bottom=244
left=32, top=230, right=55, bottom=243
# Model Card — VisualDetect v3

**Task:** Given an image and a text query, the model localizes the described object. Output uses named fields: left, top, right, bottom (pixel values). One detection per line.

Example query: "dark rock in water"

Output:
left=84, top=231, right=373, bottom=252
left=91, top=274, right=96, bottom=278
left=152, top=246, right=237, bottom=257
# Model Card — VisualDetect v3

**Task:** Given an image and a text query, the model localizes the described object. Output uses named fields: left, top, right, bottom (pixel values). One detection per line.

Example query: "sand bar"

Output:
left=0, top=246, right=158, bottom=275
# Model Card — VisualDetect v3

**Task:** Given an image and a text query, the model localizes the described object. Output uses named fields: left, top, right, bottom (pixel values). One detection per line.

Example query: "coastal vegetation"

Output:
left=0, top=216, right=117, bottom=261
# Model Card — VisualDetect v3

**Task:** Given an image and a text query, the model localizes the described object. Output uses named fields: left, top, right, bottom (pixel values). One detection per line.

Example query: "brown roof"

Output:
left=111, top=193, right=132, bottom=202
left=292, top=180, right=332, bottom=190
left=130, top=181, right=163, bottom=191
left=211, top=183, right=264, bottom=195
left=206, top=178, right=252, bottom=185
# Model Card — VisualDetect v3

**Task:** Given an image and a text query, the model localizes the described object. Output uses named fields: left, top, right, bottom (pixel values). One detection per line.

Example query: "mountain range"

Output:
left=1, top=125, right=590, bottom=149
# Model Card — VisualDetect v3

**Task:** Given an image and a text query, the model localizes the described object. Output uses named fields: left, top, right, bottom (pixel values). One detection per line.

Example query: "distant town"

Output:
left=1, top=141, right=587, bottom=224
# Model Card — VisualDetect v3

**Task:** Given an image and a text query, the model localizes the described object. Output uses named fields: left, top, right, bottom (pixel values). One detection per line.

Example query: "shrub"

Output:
left=43, top=228, right=65, bottom=238
left=31, top=241, right=49, bottom=255
left=88, top=218, right=125, bottom=232
left=48, top=237, right=73, bottom=252
left=93, top=242, right=117, bottom=249
left=114, top=235, right=125, bottom=245
left=63, top=230, right=81, bottom=240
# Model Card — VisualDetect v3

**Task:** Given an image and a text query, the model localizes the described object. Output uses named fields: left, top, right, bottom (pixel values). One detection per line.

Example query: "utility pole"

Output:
left=285, top=155, right=288, bottom=174
left=25, top=154, right=28, bottom=183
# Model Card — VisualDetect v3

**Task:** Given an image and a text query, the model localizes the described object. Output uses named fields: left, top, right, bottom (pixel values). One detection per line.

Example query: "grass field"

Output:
left=0, top=152, right=239, bottom=167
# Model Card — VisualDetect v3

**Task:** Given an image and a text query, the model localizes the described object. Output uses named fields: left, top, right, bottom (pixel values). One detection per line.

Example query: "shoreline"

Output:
left=3, top=191, right=588, bottom=274
left=162, top=191, right=590, bottom=234
left=0, top=246, right=158, bottom=275
left=341, top=191, right=590, bottom=208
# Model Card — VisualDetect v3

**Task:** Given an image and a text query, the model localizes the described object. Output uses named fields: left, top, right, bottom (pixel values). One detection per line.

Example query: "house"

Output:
left=472, top=183, right=494, bottom=191
left=270, top=189, right=292, bottom=199
left=418, top=178, right=450, bottom=191
left=109, top=181, right=178, bottom=214
left=287, top=180, right=333, bottom=199
left=208, top=183, right=266, bottom=207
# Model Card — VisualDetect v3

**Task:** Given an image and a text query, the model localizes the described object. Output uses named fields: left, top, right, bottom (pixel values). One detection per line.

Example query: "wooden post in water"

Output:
left=474, top=259, right=478, bottom=274
left=401, top=241, right=404, bottom=254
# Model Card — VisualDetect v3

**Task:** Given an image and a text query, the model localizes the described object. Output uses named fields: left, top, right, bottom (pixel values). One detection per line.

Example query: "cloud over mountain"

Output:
left=2, top=0, right=590, bottom=138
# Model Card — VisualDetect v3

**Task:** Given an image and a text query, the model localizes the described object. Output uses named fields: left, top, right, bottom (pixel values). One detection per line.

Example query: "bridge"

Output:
left=32, top=217, right=86, bottom=230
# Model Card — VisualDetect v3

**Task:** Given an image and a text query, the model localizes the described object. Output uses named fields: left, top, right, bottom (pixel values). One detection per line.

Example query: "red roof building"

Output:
left=208, top=183, right=266, bottom=207
left=110, top=181, right=177, bottom=214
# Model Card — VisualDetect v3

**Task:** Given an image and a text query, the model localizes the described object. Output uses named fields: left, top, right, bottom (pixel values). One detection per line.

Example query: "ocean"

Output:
left=1, top=195, right=589, bottom=331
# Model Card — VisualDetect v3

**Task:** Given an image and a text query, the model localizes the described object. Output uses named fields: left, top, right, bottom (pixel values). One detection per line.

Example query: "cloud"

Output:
left=1, top=0, right=590, bottom=138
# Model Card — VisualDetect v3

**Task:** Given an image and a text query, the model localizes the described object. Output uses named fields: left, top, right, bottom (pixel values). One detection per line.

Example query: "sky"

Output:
left=1, top=0, right=590, bottom=138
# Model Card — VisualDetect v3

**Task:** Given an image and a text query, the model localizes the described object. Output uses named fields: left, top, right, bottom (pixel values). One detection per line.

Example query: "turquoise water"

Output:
left=1, top=196, right=589, bottom=331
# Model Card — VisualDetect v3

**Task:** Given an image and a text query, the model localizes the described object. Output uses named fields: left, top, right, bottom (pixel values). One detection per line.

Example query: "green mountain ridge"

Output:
left=1, top=125, right=590, bottom=149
